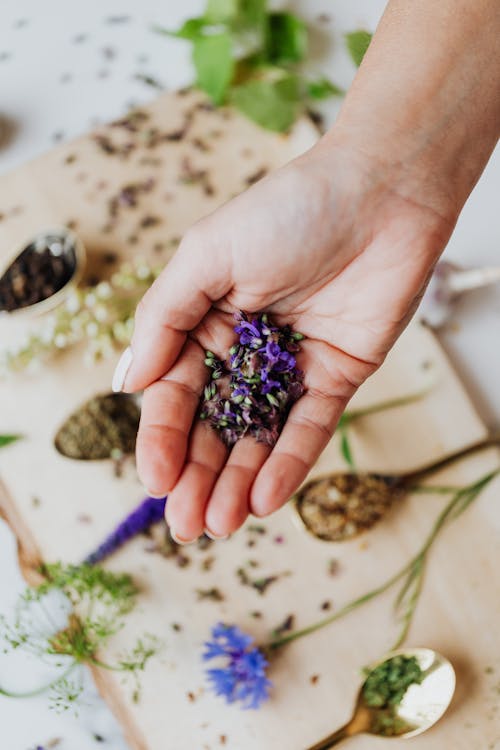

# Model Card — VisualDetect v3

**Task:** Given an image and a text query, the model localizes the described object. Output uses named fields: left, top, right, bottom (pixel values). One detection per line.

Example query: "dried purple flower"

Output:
left=84, top=496, right=166, bottom=565
left=200, top=312, right=305, bottom=447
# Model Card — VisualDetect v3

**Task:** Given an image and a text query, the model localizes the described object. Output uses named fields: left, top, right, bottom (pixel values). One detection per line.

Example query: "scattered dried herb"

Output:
left=54, top=393, right=140, bottom=460
left=271, top=614, right=294, bottom=638
left=197, top=587, right=225, bottom=602
left=134, top=73, right=164, bottom=90
left=237, top=565, right=289, bottom=596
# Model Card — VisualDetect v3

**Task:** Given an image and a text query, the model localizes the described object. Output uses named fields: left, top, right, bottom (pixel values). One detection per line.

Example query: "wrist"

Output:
left=317, top=0, right=500, bottom=226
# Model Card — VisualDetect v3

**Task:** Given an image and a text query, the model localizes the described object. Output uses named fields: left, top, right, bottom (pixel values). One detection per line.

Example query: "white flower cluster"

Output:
left=0, top=258, right=160, bottom=375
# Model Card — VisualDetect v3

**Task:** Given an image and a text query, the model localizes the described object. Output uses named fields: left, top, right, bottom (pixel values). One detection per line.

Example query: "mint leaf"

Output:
left=307, top=77, right=344, bottom=99
left=266, top=12, right=308, bottom=64
left=0, top=434, right=22, bottom=449
left=345, top=30, right=372, bottom=67
left=206, top=0, right=240, bottom=23
left=193, top=33, right=234, bottom=104
left=230, top=74, right=300, bottom=131
left=156, top=18, right=208, bottom=41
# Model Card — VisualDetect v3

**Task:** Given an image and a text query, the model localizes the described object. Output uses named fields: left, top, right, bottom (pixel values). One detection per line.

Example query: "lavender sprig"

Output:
left=84, top=496, right=167, bottom=565
left=200, top=312, right=305, bottom=447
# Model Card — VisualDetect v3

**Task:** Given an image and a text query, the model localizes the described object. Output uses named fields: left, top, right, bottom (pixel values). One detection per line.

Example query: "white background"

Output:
left=0, top=2, right=498, bottom=748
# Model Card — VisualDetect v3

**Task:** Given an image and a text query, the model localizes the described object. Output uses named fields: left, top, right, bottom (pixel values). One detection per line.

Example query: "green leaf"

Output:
left=206, top=0, right=240, bottom=23
left=345, top=30, right=372, bottom=67
left=266, top=12, right=308, bottom=64
left=307, top=76, right=344, bottom=100
left=239, top=0, right=267, bottom=29
left=339, top=426, right=355, bottom=469
left=230, top=74, right=301, bottom=131
left=0, top=434, right=22, bottom=449
left=155, top=18, right=208, bottom=41
left=193, top=33, right=235, bottom=104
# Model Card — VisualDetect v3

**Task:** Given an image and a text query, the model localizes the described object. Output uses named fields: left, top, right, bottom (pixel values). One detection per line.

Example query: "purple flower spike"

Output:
left=203, top=623, right=272, bottom=709
left=84, top=496, right=167, bottom=565
left=200, top=311, right=305, bottom=448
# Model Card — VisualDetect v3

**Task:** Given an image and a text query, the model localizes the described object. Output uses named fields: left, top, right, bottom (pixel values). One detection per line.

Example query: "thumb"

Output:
left=115, top=226, right=232, bottom=392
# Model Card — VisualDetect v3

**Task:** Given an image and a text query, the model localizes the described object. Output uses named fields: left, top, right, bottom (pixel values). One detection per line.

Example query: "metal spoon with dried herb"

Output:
left=306, top=649, right=455, bottom=748
left=294, top=433, right=500, bottom=541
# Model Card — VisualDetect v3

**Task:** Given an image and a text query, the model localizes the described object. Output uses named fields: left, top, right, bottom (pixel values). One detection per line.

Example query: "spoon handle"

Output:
left=402, top=433, right=500, bottom=487
left=305, top=724, right=352, bottom=749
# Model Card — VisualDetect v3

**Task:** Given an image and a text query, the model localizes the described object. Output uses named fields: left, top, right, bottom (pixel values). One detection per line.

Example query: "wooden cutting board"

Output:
left=1, top=91, right=500, bottom=750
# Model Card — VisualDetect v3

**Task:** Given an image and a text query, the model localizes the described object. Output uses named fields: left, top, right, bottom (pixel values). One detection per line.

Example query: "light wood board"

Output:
left=0, top=91, right=500, bottom=750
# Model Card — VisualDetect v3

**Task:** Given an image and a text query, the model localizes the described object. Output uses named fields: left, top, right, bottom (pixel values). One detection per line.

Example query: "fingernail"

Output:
left=204, top=528, right=229, bottom=541
left=170, top=530, right=195, bottom=546
left=112, top=347, right=133, bottom=393
left=145, top=488, right=168, bottom=500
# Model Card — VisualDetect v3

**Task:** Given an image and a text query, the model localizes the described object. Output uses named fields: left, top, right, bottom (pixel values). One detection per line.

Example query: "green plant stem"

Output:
left=268, top=469, right=499, bottom=651
left=0, top=662, right=76, bottom=699
left=343, top=386, right=433, bottom=424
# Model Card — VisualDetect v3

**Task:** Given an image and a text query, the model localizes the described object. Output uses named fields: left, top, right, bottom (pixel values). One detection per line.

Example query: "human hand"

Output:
left=113, top=136, right=453, bottom=543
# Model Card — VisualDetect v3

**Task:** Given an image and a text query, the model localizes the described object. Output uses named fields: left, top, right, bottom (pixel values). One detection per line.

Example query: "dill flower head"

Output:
left=200, top=312, right=305, bottom=446
left=203, top=623, right=272, bottom=709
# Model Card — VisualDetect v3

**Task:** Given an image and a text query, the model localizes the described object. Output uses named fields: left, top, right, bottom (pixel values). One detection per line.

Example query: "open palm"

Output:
left=121, top=140, right=453, bottom=542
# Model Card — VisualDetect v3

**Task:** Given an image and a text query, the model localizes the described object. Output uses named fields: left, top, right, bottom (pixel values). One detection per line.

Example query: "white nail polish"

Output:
left=204, top=528, right=229, bottom=541
left=112, top=347, right=133, bottom=392
left=170, top=530, right=194, bottom=546
left=145, top=489, right=168, bottom=500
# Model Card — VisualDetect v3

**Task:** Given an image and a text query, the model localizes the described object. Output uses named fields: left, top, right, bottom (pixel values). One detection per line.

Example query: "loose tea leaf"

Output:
left=54, top=393, right=140, bottom=460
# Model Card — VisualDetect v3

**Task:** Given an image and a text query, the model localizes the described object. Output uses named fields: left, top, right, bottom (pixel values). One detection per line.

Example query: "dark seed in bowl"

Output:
left=0, top=233, right=77, bottom=312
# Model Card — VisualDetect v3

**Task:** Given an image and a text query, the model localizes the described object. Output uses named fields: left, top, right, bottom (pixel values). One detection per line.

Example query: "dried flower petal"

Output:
left=200, top=312, right=304, bottom=447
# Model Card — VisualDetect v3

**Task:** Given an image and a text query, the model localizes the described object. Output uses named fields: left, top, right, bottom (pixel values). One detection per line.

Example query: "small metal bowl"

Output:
left=0, top=228, right=86, bottom=319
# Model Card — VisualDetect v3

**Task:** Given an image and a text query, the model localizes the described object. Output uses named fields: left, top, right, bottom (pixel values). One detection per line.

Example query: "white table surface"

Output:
left=0, top=2, right=498, bottom=748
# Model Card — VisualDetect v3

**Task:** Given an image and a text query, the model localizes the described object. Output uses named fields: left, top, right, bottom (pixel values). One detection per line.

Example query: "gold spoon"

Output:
left=307, top=648, right=455, bottom=749
left=294, top=434, right=500, bottom=541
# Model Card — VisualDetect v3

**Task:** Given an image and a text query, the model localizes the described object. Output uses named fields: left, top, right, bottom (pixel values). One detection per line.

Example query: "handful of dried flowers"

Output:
left=200, top=312, right=305, bottom=447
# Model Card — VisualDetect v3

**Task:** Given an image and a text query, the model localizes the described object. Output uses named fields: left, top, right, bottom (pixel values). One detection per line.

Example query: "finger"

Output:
left=120, top=227, right=232, bottom=392
left=204, top=439, right=271, bottom=538
left=250, top=389, right=347, bottom=517
left=136, top=339, right=207, bottom=496
left=165, top=422, right=229, bottom=543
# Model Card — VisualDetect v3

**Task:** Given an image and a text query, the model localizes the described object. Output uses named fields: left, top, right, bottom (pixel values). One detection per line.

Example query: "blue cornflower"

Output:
left=83, top=496, right=167, bottom=565
left=203, top=623, right=272, bottom=709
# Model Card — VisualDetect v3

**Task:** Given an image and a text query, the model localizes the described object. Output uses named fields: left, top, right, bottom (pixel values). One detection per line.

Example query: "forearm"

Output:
left=325, top=0, right=500, bottom=221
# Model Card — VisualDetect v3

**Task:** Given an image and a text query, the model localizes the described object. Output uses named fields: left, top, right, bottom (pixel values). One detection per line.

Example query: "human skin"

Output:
left=114, top=0, right=500, bottom=543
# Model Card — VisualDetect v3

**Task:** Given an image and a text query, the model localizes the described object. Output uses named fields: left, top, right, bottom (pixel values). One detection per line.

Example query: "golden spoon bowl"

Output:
left=307, top=648, right=456, bottom=749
